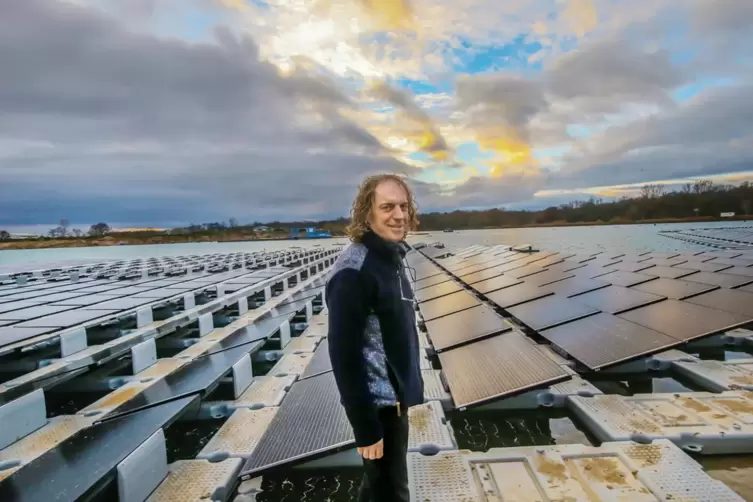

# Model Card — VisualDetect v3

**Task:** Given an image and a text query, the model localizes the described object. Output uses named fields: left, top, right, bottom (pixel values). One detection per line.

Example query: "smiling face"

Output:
left=368, top=178, right=409, bottom=242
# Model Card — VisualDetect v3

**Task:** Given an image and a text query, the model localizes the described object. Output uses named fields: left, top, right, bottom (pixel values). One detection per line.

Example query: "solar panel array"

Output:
left=661, top=226, right=753, bottom=249
left=0, top=249, right=311, bottom=351
left=408, top=246, right=572, bottom=409
left=414, top=243, right=753, bottom=373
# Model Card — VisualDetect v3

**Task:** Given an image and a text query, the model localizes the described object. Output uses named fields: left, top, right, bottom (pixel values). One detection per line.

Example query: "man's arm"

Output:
left=326, top=268, right=383, bottom=448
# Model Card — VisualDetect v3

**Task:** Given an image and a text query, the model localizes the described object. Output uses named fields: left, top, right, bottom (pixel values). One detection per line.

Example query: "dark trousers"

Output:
left=357, top=406, right=410, bottom=502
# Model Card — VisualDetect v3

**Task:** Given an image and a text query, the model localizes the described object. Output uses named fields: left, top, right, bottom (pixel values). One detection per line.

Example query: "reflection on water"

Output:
left=723, top=350, right=753, bottom=361
left=164, top=419, right=224, bottom=463
left=258, top=470, right=362, bottom=502
left=589, top=374, right=704, bottom=396
left=451, top=408, right=594, bottom=451
left=690, top=348, right=753, bottom=361
left=698, top=455, right=753, bottom=501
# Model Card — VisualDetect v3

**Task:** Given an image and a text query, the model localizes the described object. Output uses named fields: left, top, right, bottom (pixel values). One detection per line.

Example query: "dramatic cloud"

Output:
left=548, top=81, right=753, bottom=189
left=0, top=0, right=418, bottom=226
left=368, top=82, right=451, bottom=161
left=1, top=0, right=751, bottom=229
left=456, top=74, right=547, bottom=176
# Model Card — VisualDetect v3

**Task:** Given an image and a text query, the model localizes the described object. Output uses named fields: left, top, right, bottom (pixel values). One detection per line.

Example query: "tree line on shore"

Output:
left=1, top=180, right=751, bottom=241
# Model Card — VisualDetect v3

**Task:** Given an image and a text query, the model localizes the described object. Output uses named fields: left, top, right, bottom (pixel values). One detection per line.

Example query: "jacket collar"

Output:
left=361, top=230, right=406, bottom=265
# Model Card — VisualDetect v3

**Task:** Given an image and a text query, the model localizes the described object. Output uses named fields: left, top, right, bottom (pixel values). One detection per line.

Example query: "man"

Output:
left=326, top=173, right=424, bottom=502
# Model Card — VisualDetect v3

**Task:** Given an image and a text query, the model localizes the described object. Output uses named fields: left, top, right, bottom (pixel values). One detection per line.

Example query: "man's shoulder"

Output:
left=330, top=241, right=369, bottom=275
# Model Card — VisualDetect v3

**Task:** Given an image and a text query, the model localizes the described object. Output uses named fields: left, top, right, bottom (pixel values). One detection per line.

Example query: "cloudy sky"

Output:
left=1, top=0, right=752, bottom=232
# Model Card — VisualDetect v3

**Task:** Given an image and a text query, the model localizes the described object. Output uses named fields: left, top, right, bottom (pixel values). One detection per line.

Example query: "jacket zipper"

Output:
left=394, top=262, right=407, bottom=417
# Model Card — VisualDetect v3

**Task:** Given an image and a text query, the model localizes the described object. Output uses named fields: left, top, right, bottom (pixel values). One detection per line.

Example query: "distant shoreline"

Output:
left=1, top=216, right=749, bottom=251
left=0, top=233, right=341, bottom=251
left=485, top=215, right=750, bottom=230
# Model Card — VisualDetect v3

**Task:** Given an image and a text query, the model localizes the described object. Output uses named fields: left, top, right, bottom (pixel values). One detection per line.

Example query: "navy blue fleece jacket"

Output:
left=325, top=231, right=424, bottom=447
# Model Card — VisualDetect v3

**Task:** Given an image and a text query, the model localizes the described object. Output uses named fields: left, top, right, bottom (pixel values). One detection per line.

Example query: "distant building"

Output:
left=289, top=227, right=332, bottom=239
left=253, top=225, right=270, bottom=232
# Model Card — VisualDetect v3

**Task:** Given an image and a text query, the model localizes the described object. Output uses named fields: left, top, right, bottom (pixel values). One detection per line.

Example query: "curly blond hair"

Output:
left=346, top=174, right=419, bottom=242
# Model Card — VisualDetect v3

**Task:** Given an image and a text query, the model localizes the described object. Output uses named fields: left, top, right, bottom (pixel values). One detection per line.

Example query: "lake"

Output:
left=0, top=221, right=744, bottom=268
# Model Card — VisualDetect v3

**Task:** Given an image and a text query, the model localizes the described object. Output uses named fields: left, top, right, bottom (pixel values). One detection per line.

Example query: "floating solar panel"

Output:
left=683, top=271, right=753, bottom=289
left=132, top=288, right=190, bottom=299
left=485, top=283, right=554, bottom=309
left=713, top=257, right=753, bottom=267
left=718, top=266, right=753, bottom=278
left=539, top=277, right=611, bottom=298
left=470, top=274, right=523, bottom=295
left=644, top=252, right=681, bottom=260
left=0, top=326, right=58, bottom=348
left=641, top=266, right=699, bottom=280
left=546, top=261, right=587, bottom=273
left=0, top=305, right=74, bottom=322
left=572, top=286, right=666, bottom=315
left=676, top=261, right=733, bottom=273
left=528, top=253, right=569, bottom=268
left=618, top=300, right=753, bottom=342
left=460, top=265, right=507, bottom=285
left=26, top=292, right=88, bottom=303
left=507, top=295, right=599, bottom=331
left=415, top=280, right=464, bottom=303
left=0, top=300, right=46, bottom=315
left=444, top=260, right=477, bottom=272
left=446, top=254, right=500, bottom=270
left=418, top=290, right=480, bottom=322
left=571, top=262, right=622, bottom=280
left=703, top=251, right=744, bottom=259
left=415, top=266, right=444, bottom=281
left=239, top=372, right=353, bottom=478
left=227, top=277, right=266, bottom=285
left=489, top=258, right=539, bottom=274
left=505, top=264, right=547, bottom=280
left=413, top=274, right=451, bottom=291
left=49, top=293, right=125, bottom=307
left=525, top=251, right=559, bottom=262
left=588, top=270, right=658, bottom=288
left=496, top=253, right=536, bottom=265
left=453, top=259, right=507, bottom=278
left=13, top=308, right=123, bottom=328
left=684, top=288, right=753, bottom=317
left=0, top=395, right=199, bottom=502
left=566, top=254, right=600, bottom=263
left=66, top=284, right=123, bottom=295
left=83, top=297, right=154, bottom=310
left=438, top=332, right=571, bottom=410
left=102, top=286, right=160, bottom=295
left=538, top=313, right=679, bottom=370
left=581, top=257, right=623, bottom=267
left=300, top=339, right=332, bottom=380
left=645, top=258, right=690, bottom=267
left=423, top=304, right=511, bottom=352
left=523, top=270, right=576, bottom=287
left=0, top=290, right=61, bottom=303
left=608, top=261, right=657, bottom=273
left=630, top=277, right=718, bottom=300
left=740, top=284, right=753, bottom=293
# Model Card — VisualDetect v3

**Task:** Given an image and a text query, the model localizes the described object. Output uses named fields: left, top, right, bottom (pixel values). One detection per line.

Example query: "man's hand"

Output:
left=357, top=439, right=384, bottom=460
